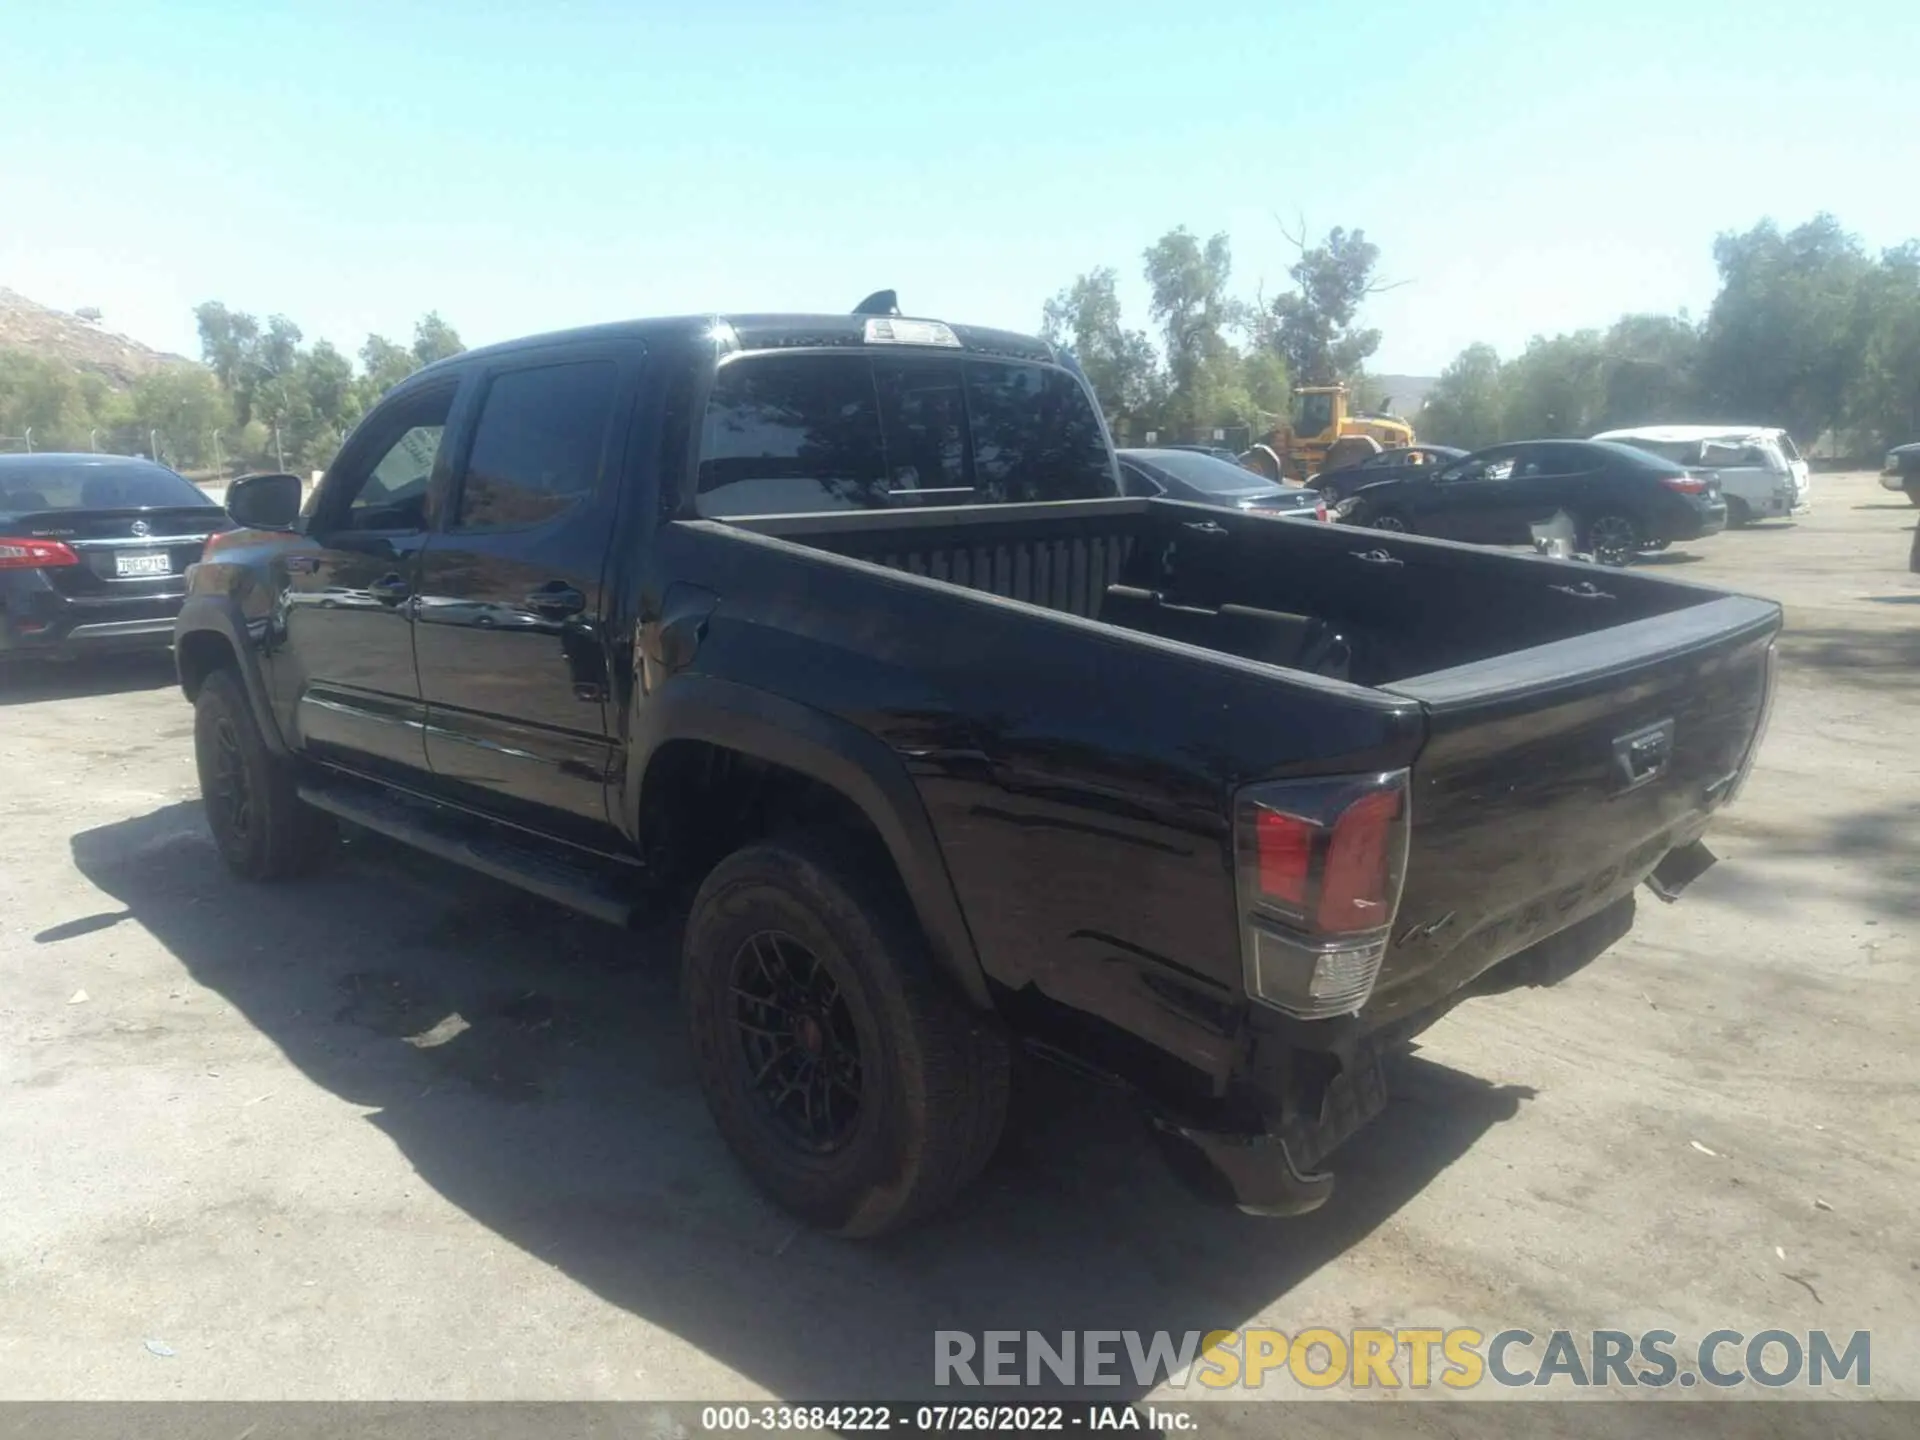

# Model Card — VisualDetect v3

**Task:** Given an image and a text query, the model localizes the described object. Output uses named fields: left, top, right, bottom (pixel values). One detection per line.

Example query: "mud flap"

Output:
left=1149, top=1041, right=1389, bottom=1218
left=1646, top=839, right=1718, bottom=903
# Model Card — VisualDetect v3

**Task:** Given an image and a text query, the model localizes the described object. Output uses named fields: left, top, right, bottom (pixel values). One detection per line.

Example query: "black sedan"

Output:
left=1332, top=439, right=1727, bottom=566
left=1883, top=441, right=1920, bottom=507
left=1310, top=443, right=1467, bottom=504
left=1117, top=447, right=1326, bottom=520
left=0, top=454, right=228, bottom=663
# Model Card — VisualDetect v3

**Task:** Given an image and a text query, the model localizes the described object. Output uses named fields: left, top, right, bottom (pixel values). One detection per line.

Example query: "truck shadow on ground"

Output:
left=0, top=651, right=176, bottom=706
left=70, top=803, right=1541, bottom=1403
left=1707, top=797, right=1920, bottom=924
left=1776, top=627, right=1920, bottom=697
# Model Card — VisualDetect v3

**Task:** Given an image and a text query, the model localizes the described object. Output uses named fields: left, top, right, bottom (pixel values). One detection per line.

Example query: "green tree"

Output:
left=0, top=351, right=102, bottom=451
left=1142, top=228, right=1247, bottom=438
left=1040, top=267, right=1163, bottom=426
left=358, top=333, right=418, bottom=404
left=1852, top=243, right=1920, bottom=450
left=1500, top=331, right=1609, bottom=439
left=127, top=368, right=234, bottom=469
left=1419, top=344, right=1505, bottom=450
left=1594, top=313, right=1701, bottom=432
left=1696, top=214, right=1872, bottom=444
left=1267, top=226, right=1386, bottom=385
left=411, top=311, right=465, bottom=366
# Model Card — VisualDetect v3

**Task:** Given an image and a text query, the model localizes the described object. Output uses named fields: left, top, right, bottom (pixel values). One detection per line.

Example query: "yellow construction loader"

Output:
left=1243, top=385, right=1415, bottom=485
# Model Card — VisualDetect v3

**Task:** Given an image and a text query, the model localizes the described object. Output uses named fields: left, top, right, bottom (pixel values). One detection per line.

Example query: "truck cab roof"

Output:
left=419, top=313, right=1058, bottom=373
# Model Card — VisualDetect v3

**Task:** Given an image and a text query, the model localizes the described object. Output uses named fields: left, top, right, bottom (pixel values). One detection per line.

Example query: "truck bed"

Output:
left=723, top=495, right=1728, bottom=687
left=669, top=496, right=1777, bottom=1090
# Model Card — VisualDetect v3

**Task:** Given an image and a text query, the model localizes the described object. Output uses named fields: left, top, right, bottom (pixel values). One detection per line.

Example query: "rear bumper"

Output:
left=0, top=583, right=186, bottom=659
left=1658, top=500, right=1726, bottom=540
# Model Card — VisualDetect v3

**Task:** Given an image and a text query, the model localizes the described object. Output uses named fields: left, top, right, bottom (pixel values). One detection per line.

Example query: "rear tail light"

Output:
left=0, top=536, right=80, bottom=570
left=1314, top=500, right=1328, bottom=522
left=1662, top=474, right=1710, bottom=495
left=1233, top=771, right=1411, bottom=1019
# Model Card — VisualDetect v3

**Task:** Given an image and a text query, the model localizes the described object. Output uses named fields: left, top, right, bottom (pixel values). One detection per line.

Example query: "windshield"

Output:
left=1133, top=450, right=1268, bottom=495
left=0, top=461, right=211, bottom=511
left=1292, top=392, right=1336, bottom=436
left=696, top=352, right=1116, bottom=516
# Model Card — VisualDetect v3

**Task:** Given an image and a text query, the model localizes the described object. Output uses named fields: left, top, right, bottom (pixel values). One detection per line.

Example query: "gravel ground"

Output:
left=2, top=470, right=1915, bottom=1414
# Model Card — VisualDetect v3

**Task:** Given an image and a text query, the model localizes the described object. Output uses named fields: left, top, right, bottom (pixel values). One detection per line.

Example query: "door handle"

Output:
left=367, top=573, right=411, bottom=605
left=1183, top=521, right=1229, bottom=536
left=524, top=582, right=586, bottom=619
left=1611, top=718, right=1675, bottom=795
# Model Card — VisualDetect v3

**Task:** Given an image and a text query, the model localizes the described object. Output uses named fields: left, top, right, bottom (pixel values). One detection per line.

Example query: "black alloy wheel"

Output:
left=730, top=930, right=864, bottom=1153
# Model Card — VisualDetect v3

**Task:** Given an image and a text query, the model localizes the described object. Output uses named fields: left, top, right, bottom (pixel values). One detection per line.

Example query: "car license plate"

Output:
left=115, top=550, right=173, bottom=578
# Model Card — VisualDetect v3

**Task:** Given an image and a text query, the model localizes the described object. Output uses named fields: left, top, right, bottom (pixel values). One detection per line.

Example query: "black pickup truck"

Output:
left=173, top=307, right=1779, bottom=1236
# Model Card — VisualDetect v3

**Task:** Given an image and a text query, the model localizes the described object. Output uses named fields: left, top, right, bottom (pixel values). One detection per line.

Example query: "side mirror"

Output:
left=225, top=472, right=304, bottom=531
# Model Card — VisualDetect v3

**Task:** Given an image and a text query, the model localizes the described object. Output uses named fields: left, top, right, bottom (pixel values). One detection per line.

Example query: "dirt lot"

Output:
left=2, top=470, right=1916, bottom=1409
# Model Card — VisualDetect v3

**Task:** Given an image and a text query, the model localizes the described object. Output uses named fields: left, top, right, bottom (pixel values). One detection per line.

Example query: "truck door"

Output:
left=411, top=349, right=635, bottom=844
left=281, top=380, right=457, bottom=781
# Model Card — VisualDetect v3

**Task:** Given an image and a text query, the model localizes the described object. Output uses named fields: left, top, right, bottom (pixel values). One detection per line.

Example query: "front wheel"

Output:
left=1368, top=511, right=1411, bottom=534
left=1583, top=513, right=1641, bottom=567
left=682, top=834, right=1010, bottom=1237
left=193, top=668, right=335, bottom=879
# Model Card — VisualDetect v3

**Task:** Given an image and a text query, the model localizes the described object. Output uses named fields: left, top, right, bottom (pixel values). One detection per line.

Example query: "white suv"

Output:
left=1592, top=425, right=1811, bottom=527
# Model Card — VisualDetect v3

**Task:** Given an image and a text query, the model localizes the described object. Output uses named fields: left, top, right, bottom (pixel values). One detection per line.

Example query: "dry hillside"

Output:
left=0, top=287, right=193, bottom=385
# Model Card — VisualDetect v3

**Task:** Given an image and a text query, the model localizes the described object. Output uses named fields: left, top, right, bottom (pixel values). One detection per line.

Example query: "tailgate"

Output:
left=1365, top=594, right=1780, bottom=1025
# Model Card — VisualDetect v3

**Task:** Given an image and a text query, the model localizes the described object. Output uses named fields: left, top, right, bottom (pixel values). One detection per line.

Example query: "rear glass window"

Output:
left=696, top=352, right=1114, bottom=517
left=1613, top=439, right=1701, bottom=465
left=1132, top=450, right=1264, bottom=494
left=0, top=461, right=210, bottom=512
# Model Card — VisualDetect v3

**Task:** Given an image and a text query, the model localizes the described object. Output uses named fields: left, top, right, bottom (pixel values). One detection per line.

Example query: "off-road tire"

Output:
left=193, top=668, right=335, bottom=879
left=682, top=833, right=1009, bottom=1237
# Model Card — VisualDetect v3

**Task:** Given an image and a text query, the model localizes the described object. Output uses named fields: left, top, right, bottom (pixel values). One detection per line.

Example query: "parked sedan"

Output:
left=1117, top=447, right=1326, bottom=519
left=1309, top=443, right=1468, bottom=504
left=1884, top=442, right=1920, bottom=507
left=1333, top=439, right=1727, bottom=566
left=0, top=454, right=228, bottom=663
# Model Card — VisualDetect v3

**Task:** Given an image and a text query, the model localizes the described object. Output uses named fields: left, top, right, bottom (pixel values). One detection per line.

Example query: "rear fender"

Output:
left=626, top=674, right=991, bottom=1009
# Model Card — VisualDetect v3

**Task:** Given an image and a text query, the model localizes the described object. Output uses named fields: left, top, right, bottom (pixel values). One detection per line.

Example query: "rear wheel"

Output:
left=682, top=833, right=1009, bottom=1237
left=1725, top=496, right=1753, bottom=528
left=1368, top=511, right=1410, bottom=534
left=193, top=668, right=335, bottom=879
left=1905, top=480, right=1920, bottom=508
left=1583, top=513, right=1641, bottom=567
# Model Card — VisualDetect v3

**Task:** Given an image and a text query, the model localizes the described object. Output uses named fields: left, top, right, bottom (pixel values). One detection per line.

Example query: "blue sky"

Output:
left=4, top=0, right=1913, bottom=377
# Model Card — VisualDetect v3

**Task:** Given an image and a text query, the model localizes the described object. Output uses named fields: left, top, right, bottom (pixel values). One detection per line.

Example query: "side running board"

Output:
left=297, top=776, right=648, bottom=929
